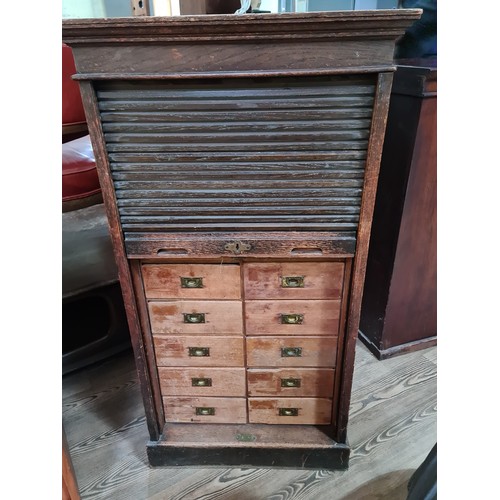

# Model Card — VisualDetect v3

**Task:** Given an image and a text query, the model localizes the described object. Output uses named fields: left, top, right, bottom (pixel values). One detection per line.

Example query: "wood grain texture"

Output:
left=246, top=337, right=338, bottom=368
left=125, top=231, right=356, bottom=259
left=158, top=367, right=246, bottom=396
left=77, top=81, right=161, bottom=441
left=359, top=62, right=436, bottom=357
left=129, top=261, right=166, bottom=431
left=62, top=341, right=436, bottom=499
left=163, top=397, right=247, bottom=423
left=247, top=368, right=335, bottom=398
left=335, top=72, right=394, bottom=444
left=153, top=335, right=245, bottom=367
left=243, top=262, right=344, bottom=300
left=248, top=398, right=332, bottom=425
left=148, top=300, right=243, bottom=334
left=62, top=10, right=422, bottom=46
left=142, top=263, right=241, bottom=299
left=95, top=77, right=373, bottom=235
left=245, top=300, right=341, bottom=336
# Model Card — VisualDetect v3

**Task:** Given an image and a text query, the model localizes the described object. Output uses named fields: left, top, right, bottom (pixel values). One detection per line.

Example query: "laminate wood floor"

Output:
left=62, top=341, right=437, bottom=500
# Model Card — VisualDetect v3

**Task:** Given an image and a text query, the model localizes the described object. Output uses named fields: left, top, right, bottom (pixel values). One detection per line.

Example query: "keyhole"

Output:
left=138, top=0, right=143, bottom=7
left=234, top=242, right=240, bottom=251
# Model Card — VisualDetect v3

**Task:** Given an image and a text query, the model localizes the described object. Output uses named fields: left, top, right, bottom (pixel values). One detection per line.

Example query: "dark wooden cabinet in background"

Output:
left=359, top=60, right=437, bottom=360
left=63, top=9, right=420, bottom=469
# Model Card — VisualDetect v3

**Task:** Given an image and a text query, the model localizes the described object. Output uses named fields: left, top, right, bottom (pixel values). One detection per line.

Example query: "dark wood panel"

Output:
left=359, top=62, right=437, bottom=358
left=62, top=10, right=422, bottom=45
left=380, top=97, right=437, bottom=347
left=124, top=231, right=357, bottom=259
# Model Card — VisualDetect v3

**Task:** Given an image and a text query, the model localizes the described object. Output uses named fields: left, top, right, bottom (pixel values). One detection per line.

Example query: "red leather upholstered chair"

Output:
left=62, top=44, right=130, bottom=374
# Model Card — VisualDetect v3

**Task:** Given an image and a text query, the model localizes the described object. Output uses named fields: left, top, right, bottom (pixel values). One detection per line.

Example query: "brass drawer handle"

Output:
left=224, top=240, right=252, bottom=255
left=183, top=313, right=205, bottom=324
left=181, top=277, right=203, bottom=288
left=188, top=347, right=210, bottom=357
left=195, top=407, right=215, bottom=416
left=191, top=377, right=212, bottom=387
left=281, top=347, right=302, bottom=357
left=281, top=276, right=304, bottom=288
left=280, top=313, right=304, bottom=325
left=280, top=378, right=301, bottom=388
left=279, top=408, right=298, bottom=417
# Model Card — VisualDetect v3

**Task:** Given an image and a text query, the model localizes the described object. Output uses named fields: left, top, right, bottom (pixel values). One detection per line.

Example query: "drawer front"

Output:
left=164, top=397, right=247, bottom=424
left=245, top=300, right=340, bottom=336
left=159, top=368, right=246, bottom=397
left=248, top=398, right=332, bottom=425
left=142, top=264, right=241, bottom=300
left=243, top=262, right=344, bottom=300
left=247, top=368, right=335, bottom=398
left=246, top=337, right=338, bottom=367
left=153, top=336, right=244, bottom=367
left=148, top=300, right=243, bottom=334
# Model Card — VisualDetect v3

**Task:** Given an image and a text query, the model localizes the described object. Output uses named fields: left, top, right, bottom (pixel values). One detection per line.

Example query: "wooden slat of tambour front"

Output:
left=246, top=337, right=338, bottom=368
left=148, top=300, right=243, bottom=334
left=245, top=300, right=341, bottom=336
left=142, top=263, right=241, bottom=299
left=248, top=398, right=332, bottom=425
left=103, top=120, right=373, bottom=135
left=96, top=80, right=375, bottom=99
left=159, top=368, right=246, bottom=397
left=247, top=368, right=335, bottom=398
left=105, top=129, right=370, bottom=144
left=109, top=151, right=368, bottom=165
left=102, top=109, right=374, bottom=125
left=243, top=262, right=344, bottom=300
left=164, top=397, right=247, bottom=424
left=153, top=336, right=245, bottom=367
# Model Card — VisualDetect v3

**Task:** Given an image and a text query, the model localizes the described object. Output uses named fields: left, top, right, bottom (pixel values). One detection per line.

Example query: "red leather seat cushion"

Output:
left=63, top=43, right=86, bottom=127
left=62, top=135, right=100, bottom=202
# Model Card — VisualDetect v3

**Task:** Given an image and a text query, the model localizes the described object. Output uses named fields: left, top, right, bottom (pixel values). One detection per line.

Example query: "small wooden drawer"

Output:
left=148, top=300, right=243, bottom=334
left=159, top=368, right=246, bottom=397
left=164, top=397, right=247, bottom=424
left=153, top=336, right=244, bottom=367
left=245, top=300, right=340, bottom=336
left=243, top=262, right=344, bottom=300
left=248, top=398, right=332, bottom=425
left=246, top=337, right=338, bottom=367
left=247, top=368, right=335, bottom=398
left=142, top=264, right=241, bottom=299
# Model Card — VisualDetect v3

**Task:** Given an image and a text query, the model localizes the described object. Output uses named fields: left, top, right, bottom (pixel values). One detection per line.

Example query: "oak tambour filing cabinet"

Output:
left=63, top=9, right=421, bottom=469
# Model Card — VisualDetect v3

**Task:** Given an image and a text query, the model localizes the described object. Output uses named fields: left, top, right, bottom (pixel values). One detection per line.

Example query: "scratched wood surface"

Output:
left=62, top=340, right=436, bottom=499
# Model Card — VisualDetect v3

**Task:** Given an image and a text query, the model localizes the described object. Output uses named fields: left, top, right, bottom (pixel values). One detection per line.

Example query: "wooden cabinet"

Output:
left=359, top=60, right=437, bottom=359
left=63, top=9, right=420, bottom=469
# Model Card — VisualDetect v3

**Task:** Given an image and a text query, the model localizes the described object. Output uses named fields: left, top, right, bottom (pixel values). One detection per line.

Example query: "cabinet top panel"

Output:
left=63, top=10, right=421, bottom=78
left=62, top=10, right=421, bottom=45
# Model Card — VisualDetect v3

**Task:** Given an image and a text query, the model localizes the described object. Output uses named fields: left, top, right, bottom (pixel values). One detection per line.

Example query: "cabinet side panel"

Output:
left=78, top=81, right=163, bottom=440
left=335, top=72, right=393, bottom=443
left=383, top=96, right=437, bottom=347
